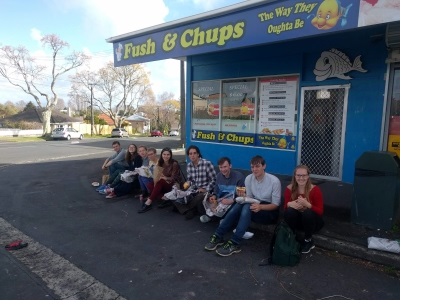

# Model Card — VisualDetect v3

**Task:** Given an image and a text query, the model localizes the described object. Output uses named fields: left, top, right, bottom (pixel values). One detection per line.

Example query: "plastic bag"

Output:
left=367, top=236, right=400, bottom=254
left=120, top=170, right=137, bottom=183
left=202, top=192, right=234, bottom=217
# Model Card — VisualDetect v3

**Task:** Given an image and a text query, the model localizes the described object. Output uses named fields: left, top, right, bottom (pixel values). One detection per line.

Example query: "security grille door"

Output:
left=298, top=85, right=349, bottom=180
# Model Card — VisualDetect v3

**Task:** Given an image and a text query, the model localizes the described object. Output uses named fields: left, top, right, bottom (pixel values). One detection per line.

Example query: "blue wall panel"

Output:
left=185, top=24, right=389, bottom=183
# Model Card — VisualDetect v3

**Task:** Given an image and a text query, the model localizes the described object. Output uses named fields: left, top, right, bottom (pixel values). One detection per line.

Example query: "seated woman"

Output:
left=138, top=147, right=182, bottom=213
left=137, top=147, right=158, bottom=200
left=283, top=165, right=324, bottom=254
left=105, top=144, right=143, bottom=198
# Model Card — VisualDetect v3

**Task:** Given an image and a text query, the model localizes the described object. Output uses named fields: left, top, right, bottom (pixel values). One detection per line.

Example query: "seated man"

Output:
left=204, top=155, right=281, bottom=257
left=173, top=145, right=216, bottom=220
left=101, top=140, right=128, bottom=177
left=198, top=156, right=245, bottom=223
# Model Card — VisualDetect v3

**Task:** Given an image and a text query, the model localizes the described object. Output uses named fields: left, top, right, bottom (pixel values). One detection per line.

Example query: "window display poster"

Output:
left=192, top=81, right=221, bottom=131
left=221, top=80, right=256, bottom=133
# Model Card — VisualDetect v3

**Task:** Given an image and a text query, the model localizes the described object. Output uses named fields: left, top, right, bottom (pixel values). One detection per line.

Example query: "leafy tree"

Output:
left=23, top=101, right=36, bottom=112
left=0, top=101, right=19, bottom=118
left=0, top=34, right=90, bottom=135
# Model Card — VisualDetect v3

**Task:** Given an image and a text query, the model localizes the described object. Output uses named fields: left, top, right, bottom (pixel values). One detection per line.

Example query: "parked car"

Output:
left=51, top=127, right=83, bottom=140
left=111, top=128, right=129, bottom=138
left=168, top=130, right=179, bottom=136
left=151, top=130, right=163, bottom=137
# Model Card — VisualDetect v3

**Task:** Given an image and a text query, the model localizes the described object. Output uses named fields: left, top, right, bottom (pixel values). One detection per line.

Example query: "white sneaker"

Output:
left=235, top=197, right=260, bottom=204
left=233, top=229, right=254, bottom=239
left=200, top=215, right=211, bottom=223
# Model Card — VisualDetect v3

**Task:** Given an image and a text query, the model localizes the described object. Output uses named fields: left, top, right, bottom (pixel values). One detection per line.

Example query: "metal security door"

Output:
left=298, top=85, right=349, bottom=180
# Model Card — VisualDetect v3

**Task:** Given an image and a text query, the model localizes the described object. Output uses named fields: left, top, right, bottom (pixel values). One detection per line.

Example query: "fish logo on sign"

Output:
left=116, top=43, right=123, bottom=62
left=313, top=48, right=367, bottom=81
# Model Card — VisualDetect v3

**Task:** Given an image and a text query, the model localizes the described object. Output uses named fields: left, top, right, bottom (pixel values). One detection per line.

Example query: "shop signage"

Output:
left=111, top=0, right=372, bottom=66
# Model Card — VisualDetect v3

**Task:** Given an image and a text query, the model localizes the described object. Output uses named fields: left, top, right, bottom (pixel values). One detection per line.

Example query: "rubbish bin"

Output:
left=351, top=151, right=400, bottom=230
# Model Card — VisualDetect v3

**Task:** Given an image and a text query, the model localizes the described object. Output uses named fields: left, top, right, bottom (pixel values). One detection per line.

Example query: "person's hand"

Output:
left=220, top=198, right=233, bottom=205
left=198, top=188, right=206, bottom=193
left=250, top=203, right=261, bottom=212
left=296, top=196, right=309, bottom=209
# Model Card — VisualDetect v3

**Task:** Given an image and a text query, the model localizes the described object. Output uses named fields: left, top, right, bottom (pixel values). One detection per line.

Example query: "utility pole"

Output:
left=157, top=106, right=160, bottom=130
left=89, top=83, right=95, bottom=136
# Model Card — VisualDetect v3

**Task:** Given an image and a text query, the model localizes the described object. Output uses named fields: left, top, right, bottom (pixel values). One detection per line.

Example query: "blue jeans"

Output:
left=109, top=163, right=126, bottom=177
left=215, top=202, right=279, bottom=245
left=138, top=176, right=154, bottom=195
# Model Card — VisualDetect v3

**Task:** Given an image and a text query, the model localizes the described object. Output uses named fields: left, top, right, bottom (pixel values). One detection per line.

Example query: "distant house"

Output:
left=98, top=113, right=115, bottom=126
left=125, top=113, right=151, bottom=133
left=0, top=108, right=83, bottom=129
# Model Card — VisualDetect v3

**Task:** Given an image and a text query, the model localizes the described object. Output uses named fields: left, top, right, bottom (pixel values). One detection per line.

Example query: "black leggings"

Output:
left=283, top=207, right=324, bottom=239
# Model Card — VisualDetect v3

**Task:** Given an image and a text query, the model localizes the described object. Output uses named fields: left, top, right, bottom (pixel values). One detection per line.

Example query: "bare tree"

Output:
left=0, top=34, right=90, bottom=135
left=70, top=62, right=154, bottom=128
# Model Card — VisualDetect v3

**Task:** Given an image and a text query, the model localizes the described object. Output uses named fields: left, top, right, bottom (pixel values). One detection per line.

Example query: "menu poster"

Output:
left=258, top=76, right=298, bottom=137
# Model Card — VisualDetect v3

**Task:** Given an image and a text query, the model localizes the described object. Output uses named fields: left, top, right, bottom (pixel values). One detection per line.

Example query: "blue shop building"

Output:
left=107, top=0, right=400, bottom=184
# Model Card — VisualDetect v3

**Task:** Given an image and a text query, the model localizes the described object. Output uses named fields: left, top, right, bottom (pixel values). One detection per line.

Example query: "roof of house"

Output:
left=98, top=113, right=115, bottom=125
left=125, top=114, right=150, bottom=122
left=0, top=108, right=82, bottom=124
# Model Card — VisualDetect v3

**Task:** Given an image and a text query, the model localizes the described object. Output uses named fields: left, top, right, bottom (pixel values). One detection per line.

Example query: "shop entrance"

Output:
left=298, top=85, right=349, bottom=180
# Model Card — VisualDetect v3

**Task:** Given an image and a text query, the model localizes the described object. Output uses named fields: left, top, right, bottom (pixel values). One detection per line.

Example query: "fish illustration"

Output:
left=313, top=48, right=367, bottom=81
left=310, top=0, right=353, bottom=30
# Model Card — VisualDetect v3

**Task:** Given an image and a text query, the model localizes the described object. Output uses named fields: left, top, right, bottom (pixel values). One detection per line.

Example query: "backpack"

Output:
left=269, top=222, right=301, bottom=266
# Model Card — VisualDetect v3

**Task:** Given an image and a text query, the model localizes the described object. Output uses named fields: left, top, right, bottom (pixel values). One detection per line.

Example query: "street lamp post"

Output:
left=89, top=83, right=95, bottom=136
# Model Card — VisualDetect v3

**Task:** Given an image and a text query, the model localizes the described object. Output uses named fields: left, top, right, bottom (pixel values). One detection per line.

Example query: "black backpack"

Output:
left=269, top=222, right=301, bottom=266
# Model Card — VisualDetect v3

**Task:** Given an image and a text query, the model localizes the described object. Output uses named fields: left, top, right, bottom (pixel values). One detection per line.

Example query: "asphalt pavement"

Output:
left=0, top=138, right=400, bottom=300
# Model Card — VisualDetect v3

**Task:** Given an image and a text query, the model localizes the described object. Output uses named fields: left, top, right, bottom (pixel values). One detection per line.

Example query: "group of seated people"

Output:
left=96, top=141, right=324, bottom=257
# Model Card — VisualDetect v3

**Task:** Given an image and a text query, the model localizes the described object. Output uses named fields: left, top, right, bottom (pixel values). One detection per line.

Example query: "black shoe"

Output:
left=158, top=199, right=173, bottom=209
left=138, top=204, right=152, bottom=214
left=184, top=210, right=196, bottom=220
left=301, top=239, right=315, bottom=254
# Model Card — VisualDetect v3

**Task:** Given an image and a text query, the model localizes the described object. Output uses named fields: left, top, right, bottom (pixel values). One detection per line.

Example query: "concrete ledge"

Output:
left=249, top=221, right=400, bottom=269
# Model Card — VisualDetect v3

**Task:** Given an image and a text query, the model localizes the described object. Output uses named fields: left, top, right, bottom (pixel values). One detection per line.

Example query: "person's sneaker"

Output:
left=204, top=235, right=224, bottom=251
left=200, top=215, right=212, bottom=223
left=216, top=240, right=241, bottom=257
left=138, top=204, right=152, bottom=213
left=106, top=192, right=116, bottom=199
left=96, top=184, right=106, bottom=191
left=99, top=188, right=112, bottom=195
left=233, top=229, right=254, bottom=239
left=301, top=239, right=315, bottom=254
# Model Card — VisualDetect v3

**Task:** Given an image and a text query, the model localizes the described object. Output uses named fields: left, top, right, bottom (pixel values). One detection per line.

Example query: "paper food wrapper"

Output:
left=367, top=236, right=400, bottom=254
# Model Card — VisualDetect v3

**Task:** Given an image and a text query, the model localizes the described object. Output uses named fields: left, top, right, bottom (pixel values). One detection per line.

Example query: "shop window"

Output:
left=191, top=75, right=299, bottom=150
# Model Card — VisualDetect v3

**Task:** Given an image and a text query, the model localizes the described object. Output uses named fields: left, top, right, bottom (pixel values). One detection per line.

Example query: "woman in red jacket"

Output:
left=284, top=165, right=324, bottom=254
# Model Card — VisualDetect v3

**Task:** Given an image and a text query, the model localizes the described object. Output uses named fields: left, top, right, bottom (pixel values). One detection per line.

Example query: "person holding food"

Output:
left=204, top=155, right=281, bottom=257
left=283, top=164, right=324, bottom=254
left=173, top=145, right=217, bottom=220
left=198, top=156, right=245, bottom=223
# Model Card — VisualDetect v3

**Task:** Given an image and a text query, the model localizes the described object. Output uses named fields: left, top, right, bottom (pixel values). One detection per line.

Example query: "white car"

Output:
left=51, top=127, right=83, bottom=140
left=111, top=128, right=129, bottom=138
left=169, top=130, right=179, bottom=136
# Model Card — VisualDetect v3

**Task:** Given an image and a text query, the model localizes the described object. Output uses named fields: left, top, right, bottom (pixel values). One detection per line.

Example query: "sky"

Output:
left=0, top=0, right=247, bottom=105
